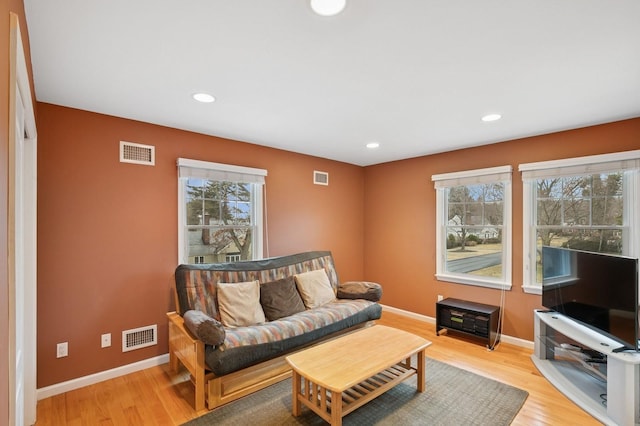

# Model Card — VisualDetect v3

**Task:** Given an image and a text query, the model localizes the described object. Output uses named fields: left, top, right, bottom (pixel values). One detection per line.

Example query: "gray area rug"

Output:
left=183, top=358, right=528, bottom=426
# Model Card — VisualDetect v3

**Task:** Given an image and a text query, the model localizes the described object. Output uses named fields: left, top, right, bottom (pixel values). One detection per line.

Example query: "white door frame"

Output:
left=9, top=13, right=38, bottom=426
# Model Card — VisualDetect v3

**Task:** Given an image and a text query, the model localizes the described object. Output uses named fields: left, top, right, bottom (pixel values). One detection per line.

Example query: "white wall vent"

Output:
left=122, top=324, right=157, bottom=352
left=313, top=170, right=329, bottom=186
left=120, top=141, right=155, bottom=166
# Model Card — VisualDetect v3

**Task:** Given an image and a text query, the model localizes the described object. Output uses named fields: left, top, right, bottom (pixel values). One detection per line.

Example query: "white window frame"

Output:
left=432, top=165, right=513, bottom=290
left=519, top=150, right=640, bottom=295
left=177, top=158, right=267, bottom=264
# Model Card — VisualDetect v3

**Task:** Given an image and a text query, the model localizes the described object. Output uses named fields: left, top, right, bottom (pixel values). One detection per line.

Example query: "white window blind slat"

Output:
left=519, top=150, right=640, bottom=181
left=177, top=158, right=267, bottom=184
left=432, top=165, right=512, bottom=188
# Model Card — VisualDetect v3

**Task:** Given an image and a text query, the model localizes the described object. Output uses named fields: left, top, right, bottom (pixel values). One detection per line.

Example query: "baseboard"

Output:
left=380, top=304, right=534, bottom=350
left=36, top=354, right=169, bottom=400
left=499, top=334, right=535, bottom=350
left=381, top=304, right=436, bottom=324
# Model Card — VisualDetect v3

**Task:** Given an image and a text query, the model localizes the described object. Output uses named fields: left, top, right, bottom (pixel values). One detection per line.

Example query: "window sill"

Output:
left=522, top=284, right=542, bottom=295
left=435, top=273, right=512, bottom=291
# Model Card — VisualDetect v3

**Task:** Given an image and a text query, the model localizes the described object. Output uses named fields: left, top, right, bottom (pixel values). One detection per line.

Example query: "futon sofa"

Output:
left=166, top=251, right=382, bottom=412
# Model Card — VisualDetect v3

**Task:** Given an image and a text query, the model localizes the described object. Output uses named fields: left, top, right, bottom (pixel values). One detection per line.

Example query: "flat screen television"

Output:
left=541, top=246, right=639, bottom=352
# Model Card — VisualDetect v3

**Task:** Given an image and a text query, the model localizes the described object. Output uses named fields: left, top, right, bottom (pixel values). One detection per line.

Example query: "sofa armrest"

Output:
left=167, top=311, right=208, bottom=413
left=183, top=309, right=226, bottom=346
left=337, top=281, right=382, bottom=302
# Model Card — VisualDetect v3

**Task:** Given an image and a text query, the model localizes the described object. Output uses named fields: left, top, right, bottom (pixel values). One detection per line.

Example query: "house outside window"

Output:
left=432, top=166, right=512, bottom=290
left=520, top=150, right=640, bottom=294
left=177, top=158, right=267, bottom=265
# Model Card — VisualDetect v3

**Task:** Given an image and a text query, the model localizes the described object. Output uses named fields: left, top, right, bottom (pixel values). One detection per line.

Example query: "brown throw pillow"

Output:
left=183, top=309, right=226, bottom=346
left=260, top=277, right=307, bottom=321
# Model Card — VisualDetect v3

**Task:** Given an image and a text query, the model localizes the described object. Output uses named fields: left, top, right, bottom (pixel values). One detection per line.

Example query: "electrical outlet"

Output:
left=56, top=342, right=68, bottom=358
left=437, top=294, right=444, bottom=302
left=101, top=333, right=111, bottom=348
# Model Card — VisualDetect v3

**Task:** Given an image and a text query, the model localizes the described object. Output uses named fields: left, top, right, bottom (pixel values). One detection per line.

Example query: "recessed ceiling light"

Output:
left=310, top=0, right=346, bottom=16
left=481, top=113, right=502, bottom=122
left=366, top=142, right=380, bottom=149
left=193, top=93, right=215, bottom=103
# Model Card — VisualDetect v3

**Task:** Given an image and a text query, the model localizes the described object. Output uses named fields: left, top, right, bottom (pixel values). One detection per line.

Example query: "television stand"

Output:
left=533, top=310, right=640, bottom=426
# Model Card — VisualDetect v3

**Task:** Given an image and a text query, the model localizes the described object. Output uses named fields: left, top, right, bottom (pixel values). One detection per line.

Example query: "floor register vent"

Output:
left=120, top=141, right=155, bottom=166
left=122, top=324, right=157, bottom=352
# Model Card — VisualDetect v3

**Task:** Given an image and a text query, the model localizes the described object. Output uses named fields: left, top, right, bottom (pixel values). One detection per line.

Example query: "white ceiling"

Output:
left=23, top=1, right=640, bottom=166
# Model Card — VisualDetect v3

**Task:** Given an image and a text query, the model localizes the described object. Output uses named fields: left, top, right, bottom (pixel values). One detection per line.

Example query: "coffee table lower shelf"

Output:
left=292, top=358, right=421, bottom=424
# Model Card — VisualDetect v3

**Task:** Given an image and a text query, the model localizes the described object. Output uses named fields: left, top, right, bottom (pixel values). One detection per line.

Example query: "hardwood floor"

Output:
left=35, top=310, right=601, bottom=425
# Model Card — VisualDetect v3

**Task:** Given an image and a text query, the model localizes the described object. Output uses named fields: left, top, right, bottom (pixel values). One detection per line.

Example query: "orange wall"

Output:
left=363, top=118, right=640, bottom=340
left=35, top=105, right=640, bottom=387
left=36, top=103, right=364, bottom=387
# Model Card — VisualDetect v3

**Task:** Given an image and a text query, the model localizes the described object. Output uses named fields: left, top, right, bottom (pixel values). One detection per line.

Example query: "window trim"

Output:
left=519, top=150, right=640, bottom=295
left=432, top=165, right=513, bottom=290
left=177, top=158, right=267, bottom=264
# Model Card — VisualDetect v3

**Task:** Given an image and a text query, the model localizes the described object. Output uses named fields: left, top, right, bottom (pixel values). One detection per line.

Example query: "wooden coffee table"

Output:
left=285, top=325, right=431, bottom=425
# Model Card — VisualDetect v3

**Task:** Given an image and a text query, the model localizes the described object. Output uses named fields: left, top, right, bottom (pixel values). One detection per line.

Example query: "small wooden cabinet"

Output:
left=436, top=298, right=500, bottom=350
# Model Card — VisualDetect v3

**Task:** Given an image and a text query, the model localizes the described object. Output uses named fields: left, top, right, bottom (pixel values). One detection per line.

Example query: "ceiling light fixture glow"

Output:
left=481, top=113, right=502, bottom=122
left=193, top=93, right=215, bottom=103
left=366, top=142, right=380, bottom=149
left=310, top=0, right=346, bottom=16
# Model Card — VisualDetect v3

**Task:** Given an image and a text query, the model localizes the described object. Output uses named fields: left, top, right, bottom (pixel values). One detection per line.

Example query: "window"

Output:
left=432, top=166, right=512, bottom=290
left=520, top=150, right=640, bottom=294
left=177, top=158, right=267, bottom=264
left=540, top=246, right=576, bottom=287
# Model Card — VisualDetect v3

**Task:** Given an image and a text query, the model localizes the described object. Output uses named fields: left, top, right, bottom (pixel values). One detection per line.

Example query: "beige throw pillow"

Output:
left=294, top=269, right=336, bottom=309
left=217, top=280, right=266, bottom=327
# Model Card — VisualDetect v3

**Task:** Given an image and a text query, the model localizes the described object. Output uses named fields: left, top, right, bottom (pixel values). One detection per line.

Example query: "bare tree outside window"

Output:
left=185, top=178, right=255, bottom=263
left=445, top=183, right=504, bottom=278
left=534, top=172, right=624, bottom=282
